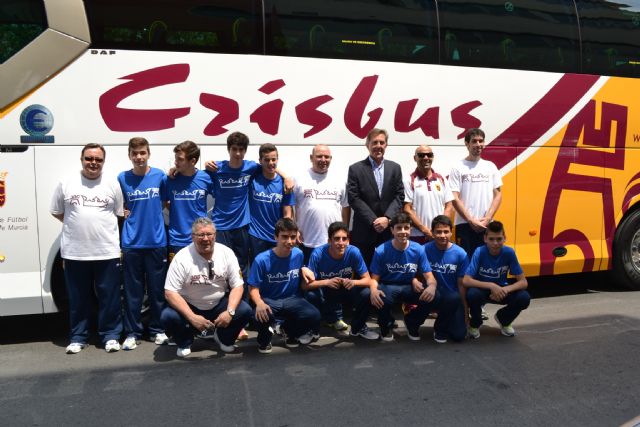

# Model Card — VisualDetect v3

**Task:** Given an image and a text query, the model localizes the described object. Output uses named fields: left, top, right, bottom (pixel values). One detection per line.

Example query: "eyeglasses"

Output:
left=84, top=156, right=104, bottom=163
left=416, top=152, right=434, bottom=159
left=207, top=259, right=214, bottom=280
left=193, top=232, right=215, bottom=239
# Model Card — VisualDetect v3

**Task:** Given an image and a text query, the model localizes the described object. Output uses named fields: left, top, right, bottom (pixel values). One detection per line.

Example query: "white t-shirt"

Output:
left=448, top=158, right=502, bottom=226
left=50, top=172, right=124, bottom=260
left=165, top=243, right=243, bottom=310
left=403, top=171, right=454, bottom=237
left=293, top=168, right=349, bottom=248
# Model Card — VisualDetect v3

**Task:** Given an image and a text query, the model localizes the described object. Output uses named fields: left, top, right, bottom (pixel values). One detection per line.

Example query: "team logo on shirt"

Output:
left=430, top=262, right=458, bottom=274
left=461, top=173, right=490, bottom=183
left=479, top=266, right=509, bottom=279
left=266, top=269, right=299, bottom=283
left=189, top=274, right=213, bottom=285
left=386, top=262, right=418, bottom=273
left=67, top=194, right=109, bottom=208
left=219, top=175, right=251, bottom=188
left=173, top=189, right=206, bottom=200
left=303, top=189, right=339, bottom=200
left=318, top=267, right=353, bottom=279
left=253, top=191, right=283, bottom=203
left=128, top=187, right=160, bottom=201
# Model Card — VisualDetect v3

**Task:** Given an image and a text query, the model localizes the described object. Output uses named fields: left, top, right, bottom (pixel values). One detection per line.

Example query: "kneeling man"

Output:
left=161, top=217, right=252, bottom=358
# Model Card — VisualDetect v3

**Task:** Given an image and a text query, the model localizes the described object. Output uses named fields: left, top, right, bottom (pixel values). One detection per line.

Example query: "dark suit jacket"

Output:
left=347, top=157, right=404, bottom=264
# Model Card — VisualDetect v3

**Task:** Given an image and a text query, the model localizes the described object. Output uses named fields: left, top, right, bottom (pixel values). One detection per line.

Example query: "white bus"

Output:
left=1, top=0, right=639, bottom=315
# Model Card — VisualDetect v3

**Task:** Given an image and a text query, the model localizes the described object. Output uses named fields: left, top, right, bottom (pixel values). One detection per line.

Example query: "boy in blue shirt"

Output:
left=248, top=218, right=321, bottom=353
left=118, top=137, right=169, bottom=349
left=463, top=221, right=530, bottom=338
left=370, top=212, right=460, bottom=342
left=165, top=141, right=214, bottom=259
left=423, top=215, right=469, bottom=342
left=302, top=221, right=380, bottom=340
left=248, top=143, right=294, bottom=263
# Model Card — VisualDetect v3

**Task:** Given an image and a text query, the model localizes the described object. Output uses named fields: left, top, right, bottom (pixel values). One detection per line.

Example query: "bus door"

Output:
left=0, top=145, right=44, bottom=315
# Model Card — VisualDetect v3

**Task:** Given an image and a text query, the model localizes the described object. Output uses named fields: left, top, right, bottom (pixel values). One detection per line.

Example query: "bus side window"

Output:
left=0, top=0, right=48, bottom=64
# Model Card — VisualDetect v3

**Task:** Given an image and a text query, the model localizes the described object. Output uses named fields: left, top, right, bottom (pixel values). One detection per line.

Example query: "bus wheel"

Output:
left=613, top=209, right=640, bottom=290
left=51, top=254, right=69, bottom=312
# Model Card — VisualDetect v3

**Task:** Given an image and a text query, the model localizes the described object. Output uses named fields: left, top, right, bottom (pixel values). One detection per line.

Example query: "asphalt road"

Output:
left=1, top=272, right=639, bottom=427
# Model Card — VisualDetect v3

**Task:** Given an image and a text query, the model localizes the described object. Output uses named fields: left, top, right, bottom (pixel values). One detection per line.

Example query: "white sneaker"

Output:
left=349, top=326, right=379, bottom=340
left=176, top=347, right=191, bottom=358
left=494, top=313, right=516, bottom=337
left=213, top=329, right=235, bottom=353
left=154, top=333, right=169, bottom=345
left=297, top=332, right=315, bottom=345
left=105, top=339, right=121, bottom=353
left=65, top=342, right=87, bottom=354
left=122, top=336, right=138, bottom=350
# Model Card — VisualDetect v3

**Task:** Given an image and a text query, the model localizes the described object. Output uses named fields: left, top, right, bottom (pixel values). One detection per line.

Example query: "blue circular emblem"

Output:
left=20, top=104, right=54, bottom=136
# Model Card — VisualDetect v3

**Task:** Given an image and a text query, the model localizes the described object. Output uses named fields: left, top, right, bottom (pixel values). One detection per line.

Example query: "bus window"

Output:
left=0, top=0, right=47, bottom=63
left=438, top=0, right=580, bottom=73
left=577, top=0, right=640, bottom=78
left=85, top=0, right=262, bottom=54
left=265, top=0, right=438, bottom=64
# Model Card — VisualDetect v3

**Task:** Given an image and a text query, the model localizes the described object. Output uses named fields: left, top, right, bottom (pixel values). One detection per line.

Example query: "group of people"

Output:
left=50, top=127, right=530, bottom=357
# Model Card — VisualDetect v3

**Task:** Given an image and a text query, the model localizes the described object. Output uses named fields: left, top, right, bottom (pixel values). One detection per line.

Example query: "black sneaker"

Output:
left=285, top=336, right=299, bottom=348
left=258, top=343, right=273, bottom=354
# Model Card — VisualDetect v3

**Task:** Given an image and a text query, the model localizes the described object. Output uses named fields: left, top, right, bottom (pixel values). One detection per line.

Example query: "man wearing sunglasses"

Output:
left=161, top=217, right=252, bottom=358
left=50, top=143, right=125, bottom=354
left=403, top=145, right=454, bottom=244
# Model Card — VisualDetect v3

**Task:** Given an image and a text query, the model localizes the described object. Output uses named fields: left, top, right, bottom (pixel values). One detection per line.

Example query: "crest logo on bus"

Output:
left=19, top=105, right=55, bottom=143
left=0, top=172, right=7, bottom=208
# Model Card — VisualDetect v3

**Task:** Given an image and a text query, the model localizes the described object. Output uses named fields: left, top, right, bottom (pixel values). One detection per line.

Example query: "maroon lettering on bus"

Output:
left=249, top=79, right=286, bottom=135
left=394, top=99, right=439, bottom=138
left=99, top=64, right=191, bottom=131
left=343, top=75, right=383, bottom=139
left=451, top=101, right=483, bottom=139
left=295, top=95, right=334, bottom=138
left=200, top=93, right=239, bottom=136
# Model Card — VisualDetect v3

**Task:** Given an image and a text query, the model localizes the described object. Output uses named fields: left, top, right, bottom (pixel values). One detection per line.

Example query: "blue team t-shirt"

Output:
left=164, top=170, right=214, bottom=247
left=208, top=160, right=259, bottom=231
left=118, top=167, right=168, bottom=249
left=248, top=247, right=304, bottom=299
left=424, top=242, right=469, bottom=295
left=308, top=244, right=368, bottom=280
left=466, top=245, right=523, bottom=286
left=370, top=240, right=431, bottom=285
left=248, top=173, right=294, bottom=242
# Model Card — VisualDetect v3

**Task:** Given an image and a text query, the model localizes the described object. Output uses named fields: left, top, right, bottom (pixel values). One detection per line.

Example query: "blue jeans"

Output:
left=63, top=258, right=123, bottom=345
left=377, top=283, right=464, bottom=340
left=305, top=286, right=367, bottom=324
left=122, top=247, right=167, bottom=339
left=217, top=225, right=250, bottom=280
left=160, top=297, right=253, bottom=349
left=254, top=295, right=321, bottom=347
left=455, top=223, right=485, bottom=258
left=466, top=288, right=531, bottom=328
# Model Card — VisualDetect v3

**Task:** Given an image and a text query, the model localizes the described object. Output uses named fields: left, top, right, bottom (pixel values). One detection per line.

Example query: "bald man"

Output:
left=293, top=144, right=350, bottom=263
left=403, top=145, right=453, bottom=244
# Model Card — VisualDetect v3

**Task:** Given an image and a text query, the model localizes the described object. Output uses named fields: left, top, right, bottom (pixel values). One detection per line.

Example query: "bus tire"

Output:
left=51, top=254, right=69, bottom=313
left=613, top=208, right=640, bottom=291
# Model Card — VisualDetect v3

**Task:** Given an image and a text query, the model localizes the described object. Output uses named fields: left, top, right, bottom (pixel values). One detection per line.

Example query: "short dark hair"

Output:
left=431, top=215, right=452, bottom=231
left=390, top=212, right=412, bottom=228
left=275, top=217, right=298, bottom=236
left=464, top=128, right=485, bottom=143
left=486, top=220, right=505, bottom=235
left=81, top=143, right=105, bottom=158
left=328, top=221, right=349, bottom=239
left=128, top=137, right=149, bottom=155
left=174, top=140, right=200, bottom=162
left=259, top=143, right=278, bottom=160
left=227, top=131, right=249, bottom=150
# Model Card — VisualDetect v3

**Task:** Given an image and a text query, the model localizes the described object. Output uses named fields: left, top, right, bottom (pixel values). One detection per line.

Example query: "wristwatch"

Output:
left=227, top=308, right=236, bottom=317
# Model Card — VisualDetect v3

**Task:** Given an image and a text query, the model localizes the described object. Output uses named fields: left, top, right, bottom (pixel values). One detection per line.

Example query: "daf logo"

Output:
left=20, top=104, right=54, bottom=143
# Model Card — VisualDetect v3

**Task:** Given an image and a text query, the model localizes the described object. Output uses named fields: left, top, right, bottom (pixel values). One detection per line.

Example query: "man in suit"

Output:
left=347, top=128, right=404, bottom=266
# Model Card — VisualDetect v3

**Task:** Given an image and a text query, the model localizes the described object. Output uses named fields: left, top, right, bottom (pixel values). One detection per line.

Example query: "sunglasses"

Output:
left=84, top=156, right=104, bottom=163
left=416, top=152, right=434, bottom=159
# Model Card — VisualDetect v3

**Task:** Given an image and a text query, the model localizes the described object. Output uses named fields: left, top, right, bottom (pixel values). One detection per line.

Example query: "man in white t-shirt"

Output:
left=403, top=145, right=453, bottom=244
left=293, top=144, right=350, bottom=263
left=448, top=128, right=503, bottom=257
left=50, top=143, right=125, bottom=355
left=161, top=217, right=252, bottom=358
